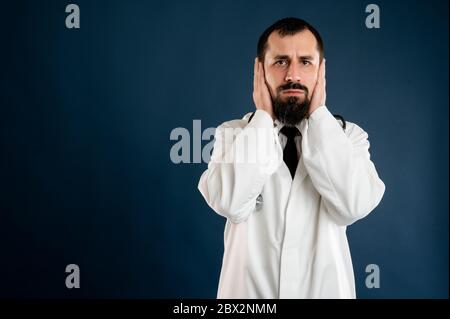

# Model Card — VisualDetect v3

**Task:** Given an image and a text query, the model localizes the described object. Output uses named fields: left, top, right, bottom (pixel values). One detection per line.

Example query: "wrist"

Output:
left=257, top=108, right=275, bottom=121
left=252, top=109, right=276, bottom=127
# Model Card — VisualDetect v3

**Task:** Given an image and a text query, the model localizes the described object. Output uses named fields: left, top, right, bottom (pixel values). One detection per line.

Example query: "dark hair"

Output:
left=257, top=17, right=324, bottom=62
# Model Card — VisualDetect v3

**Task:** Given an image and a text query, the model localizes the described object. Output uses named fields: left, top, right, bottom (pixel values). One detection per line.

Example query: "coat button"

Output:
left=256, top=194, right=263, bottom=210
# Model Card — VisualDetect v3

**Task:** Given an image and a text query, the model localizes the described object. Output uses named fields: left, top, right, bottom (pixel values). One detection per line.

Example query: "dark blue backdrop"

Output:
left=0, top=0, right=448, bottom=298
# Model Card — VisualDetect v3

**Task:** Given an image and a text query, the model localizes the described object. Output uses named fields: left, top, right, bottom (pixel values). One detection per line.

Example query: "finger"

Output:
left=318, top=59, right=324, bottom=81
left=254, top=58, right=258, bottom=92
left=255, top=58, right=261, bottom=93
left=316, top=59, right=325, bottom=88
left=322, top=60, right=326, bottom=93
left=259, top=62, right=266, bottom=88
left=311, top=64, right=322, bottom=100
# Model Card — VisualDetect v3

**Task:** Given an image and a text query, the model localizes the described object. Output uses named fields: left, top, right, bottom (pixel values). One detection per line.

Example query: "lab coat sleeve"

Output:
left=301, top=106, right=385, bottom=226
left=198, top=110, right=283, bottom=223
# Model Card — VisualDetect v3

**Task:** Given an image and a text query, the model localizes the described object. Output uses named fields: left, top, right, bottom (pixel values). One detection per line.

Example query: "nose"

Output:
left=285, top=61, right=301, bottom=82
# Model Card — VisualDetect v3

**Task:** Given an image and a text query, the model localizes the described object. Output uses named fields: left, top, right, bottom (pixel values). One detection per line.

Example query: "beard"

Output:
left=272, top=82, right=310, bottom=127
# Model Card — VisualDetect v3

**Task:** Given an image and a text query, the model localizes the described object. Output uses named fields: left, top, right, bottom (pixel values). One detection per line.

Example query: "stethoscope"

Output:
left=247, top=111, right=346, bottom=210
left=247, top=111, right=346, bottom=130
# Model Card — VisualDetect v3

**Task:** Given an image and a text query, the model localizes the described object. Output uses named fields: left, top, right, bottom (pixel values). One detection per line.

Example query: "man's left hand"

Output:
left=309, top=58, right=326, bottom=115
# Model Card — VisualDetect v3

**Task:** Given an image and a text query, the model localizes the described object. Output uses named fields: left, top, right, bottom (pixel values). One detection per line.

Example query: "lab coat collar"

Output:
left=274, top=117, right=308, bottom=137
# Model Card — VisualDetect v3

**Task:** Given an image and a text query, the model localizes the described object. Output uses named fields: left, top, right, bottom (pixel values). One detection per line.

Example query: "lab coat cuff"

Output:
left=249, top=110, right=275, bottom=129
left=308, top=105, right=330, bottom=122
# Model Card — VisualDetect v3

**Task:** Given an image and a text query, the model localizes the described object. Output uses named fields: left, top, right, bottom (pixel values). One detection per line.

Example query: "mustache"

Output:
left=277, top=82, right=309, bottom=94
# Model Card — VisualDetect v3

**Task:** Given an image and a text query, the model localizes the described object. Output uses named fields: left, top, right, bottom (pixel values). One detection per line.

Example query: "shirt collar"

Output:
left=274, top=118, right=306, bottom=135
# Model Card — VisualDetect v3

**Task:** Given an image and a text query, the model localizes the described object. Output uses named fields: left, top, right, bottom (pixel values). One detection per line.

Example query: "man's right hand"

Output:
left=253, top=58, right=275, bottom=120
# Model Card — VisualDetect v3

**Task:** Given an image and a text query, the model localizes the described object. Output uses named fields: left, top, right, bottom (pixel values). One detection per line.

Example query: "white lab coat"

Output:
left=198, top=106, right=385, bottom=299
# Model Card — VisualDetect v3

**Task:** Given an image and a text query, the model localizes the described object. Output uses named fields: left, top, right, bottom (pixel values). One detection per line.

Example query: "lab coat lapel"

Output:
left=289, top=119, right=309, bottom=190
left=278, top=142, right=308, bottom=194
left=294, top=156, right=308, bottom=185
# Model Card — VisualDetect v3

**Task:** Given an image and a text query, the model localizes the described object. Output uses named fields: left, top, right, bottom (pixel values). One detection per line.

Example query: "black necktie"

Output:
left=280, top=126, right=300, bottom=179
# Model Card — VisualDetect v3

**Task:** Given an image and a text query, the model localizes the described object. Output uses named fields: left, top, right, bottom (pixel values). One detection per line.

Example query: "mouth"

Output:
left=281, top=89, right=305, bottom=95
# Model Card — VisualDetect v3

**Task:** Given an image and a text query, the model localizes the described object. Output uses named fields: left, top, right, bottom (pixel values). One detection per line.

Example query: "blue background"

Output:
left=0, top=0, right=448, bottom=298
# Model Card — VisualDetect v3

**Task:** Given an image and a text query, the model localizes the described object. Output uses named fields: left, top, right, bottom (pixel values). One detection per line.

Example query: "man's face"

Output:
left=263, top=30, right=321, bottom=125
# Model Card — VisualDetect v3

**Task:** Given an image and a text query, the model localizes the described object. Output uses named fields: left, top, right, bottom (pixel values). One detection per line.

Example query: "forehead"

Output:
left=266, top=29, right=319, bottom=59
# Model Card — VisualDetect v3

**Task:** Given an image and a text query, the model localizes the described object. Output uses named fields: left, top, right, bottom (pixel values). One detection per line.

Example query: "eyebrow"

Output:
left=273, top=55, right=315, bottom=61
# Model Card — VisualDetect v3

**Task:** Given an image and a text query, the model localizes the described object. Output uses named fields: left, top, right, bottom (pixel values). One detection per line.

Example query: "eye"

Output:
left=301, top=60, right=311, bottom=66
left=274, top=60, right=288, bottom=66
